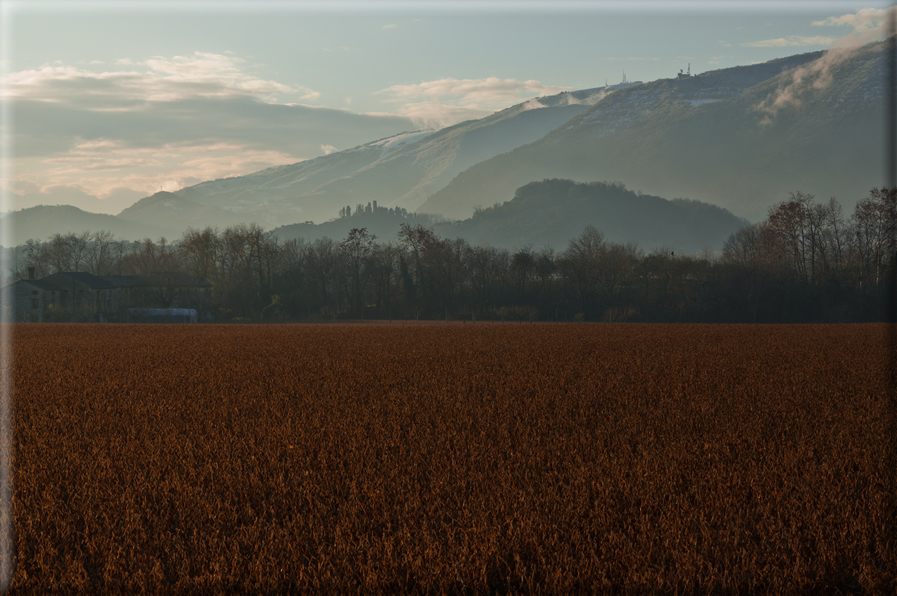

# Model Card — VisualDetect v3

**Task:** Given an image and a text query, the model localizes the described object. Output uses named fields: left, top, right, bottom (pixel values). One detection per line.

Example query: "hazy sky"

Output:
left=0, top=0, right=888, bottom=211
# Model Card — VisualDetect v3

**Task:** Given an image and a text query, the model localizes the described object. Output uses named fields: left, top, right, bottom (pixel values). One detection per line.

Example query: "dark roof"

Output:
left=43, top=272, right=117, bottom=289
left=6, top=278, right=61, bottom=292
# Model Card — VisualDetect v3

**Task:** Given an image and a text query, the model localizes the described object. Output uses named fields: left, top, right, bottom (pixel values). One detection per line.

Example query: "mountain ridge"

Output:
left=419, top=44, right=884, bottom=222
left=166, top=86, right=613, bottom=226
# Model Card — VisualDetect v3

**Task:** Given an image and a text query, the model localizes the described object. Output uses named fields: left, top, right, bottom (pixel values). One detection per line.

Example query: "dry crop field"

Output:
left=6, top=323, right=896, bottom=594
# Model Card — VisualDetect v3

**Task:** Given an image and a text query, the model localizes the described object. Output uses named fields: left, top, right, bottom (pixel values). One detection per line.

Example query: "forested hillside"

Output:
left=437, top=179, right=746, bottom=253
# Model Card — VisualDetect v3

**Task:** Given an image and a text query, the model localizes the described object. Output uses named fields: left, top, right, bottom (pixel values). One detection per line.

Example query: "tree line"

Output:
left=12, top=188, right=896, bottom=323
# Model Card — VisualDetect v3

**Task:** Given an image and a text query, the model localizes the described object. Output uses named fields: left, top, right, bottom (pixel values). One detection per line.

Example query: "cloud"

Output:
left=742, top=36, right=836, bottom=48
left=321, top=144, right=338, bottom=155
left=755, top=7, right=895, bottom=122
left=746, top=8, right=893, bottom=50
left=382, top=23, right=398, bottom=29
left=15, top=140, right=308, bottom=201
left=5, top=52, right=415, bottom=199
left=602, top=57, right=659, bottom=61
left=376, top=76, right=570, bottom=127
left=4, top=51, right=319, bottom=108
left=390, top=102, right=495, bottom=128
left=812, top=7, right=888, bottom=31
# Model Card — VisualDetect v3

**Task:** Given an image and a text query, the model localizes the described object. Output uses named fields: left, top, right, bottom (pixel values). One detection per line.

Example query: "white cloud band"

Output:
left=376, top=76, right=571, bottom=127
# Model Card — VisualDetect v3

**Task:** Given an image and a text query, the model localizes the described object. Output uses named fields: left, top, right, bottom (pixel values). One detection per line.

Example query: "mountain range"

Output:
left=166, top=84, right=620, bottom=226
left=4, top=40, right=888, bottom=248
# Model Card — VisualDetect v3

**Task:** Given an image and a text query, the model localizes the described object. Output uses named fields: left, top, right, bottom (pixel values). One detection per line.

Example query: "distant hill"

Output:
left=420, top=44, right=885, bottom=222
left=273, top=179, right=747, bottom=254
left=8, top=180, right=747, bottom=255
left=436, top=179, right=747, bottom=253
left=6, top=186, right=145, bottom=216
left=1, top=205, right=174, bottom=246
left=117, top=191, right=249, bottom=235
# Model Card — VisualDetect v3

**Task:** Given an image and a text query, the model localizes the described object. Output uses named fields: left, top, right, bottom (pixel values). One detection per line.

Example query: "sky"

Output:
left=0, top=0, right=891, bottom=214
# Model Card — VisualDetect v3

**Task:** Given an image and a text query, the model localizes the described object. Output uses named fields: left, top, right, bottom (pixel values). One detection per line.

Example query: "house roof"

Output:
left=44, top=272, right=117, bottom=289
left=26, top=279, right=61, bottom=291
left=3, top=278, right=60, bottom=292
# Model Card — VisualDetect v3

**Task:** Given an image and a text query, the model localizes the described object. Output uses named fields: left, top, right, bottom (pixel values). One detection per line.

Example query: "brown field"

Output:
left=6, top=323, right=896, bottom=594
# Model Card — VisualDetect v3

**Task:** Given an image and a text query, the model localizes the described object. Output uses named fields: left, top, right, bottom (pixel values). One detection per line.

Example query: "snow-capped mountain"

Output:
left=165, top=86, right=613, bottom=227
left=18, top=42, right=888, bottom=246
left=420, top=43, right=887, bottom=222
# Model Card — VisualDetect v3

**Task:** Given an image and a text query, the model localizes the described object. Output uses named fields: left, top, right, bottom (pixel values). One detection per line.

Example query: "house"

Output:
left=1, top=268, right=213, bottom=322
left=0, top=269, right=64, bottom=322
left=41, top=271, right=118, bottom=322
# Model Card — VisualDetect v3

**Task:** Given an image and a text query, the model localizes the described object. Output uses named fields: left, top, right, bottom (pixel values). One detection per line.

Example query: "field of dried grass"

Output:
left=7, top=323, right=896, bottom=594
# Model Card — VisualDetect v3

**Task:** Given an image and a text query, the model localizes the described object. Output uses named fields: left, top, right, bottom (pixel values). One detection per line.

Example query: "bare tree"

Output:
left=822, top=197, right=850, bottom=280
left=563, top=225, right=607, bottom=318
left=179, top=227, right=221, bottom=283
left=369, top=241, right=399, bottom=318
left=84, top=230, right=117, bottom=276
left=339, top=228, right=376, bottom=317
left=852, top=189, right=893, bottom=287
left=764, top=192, right=814, bottom=282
